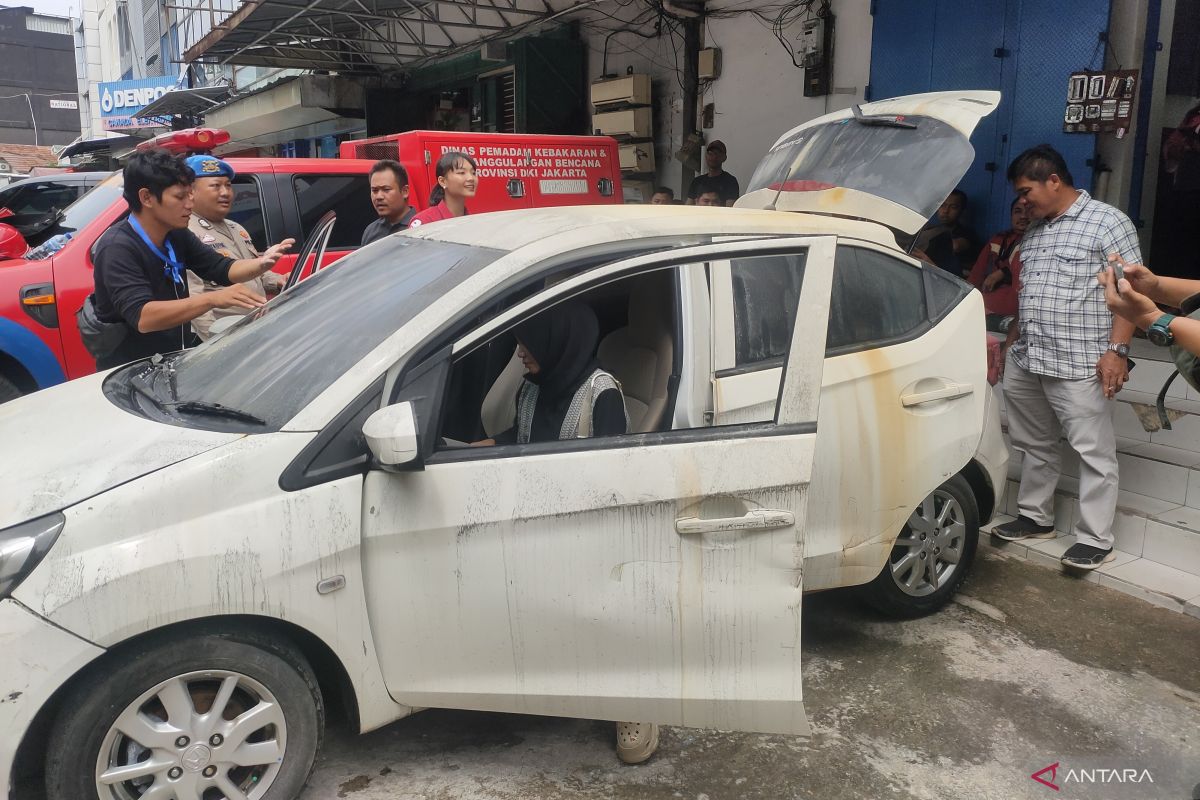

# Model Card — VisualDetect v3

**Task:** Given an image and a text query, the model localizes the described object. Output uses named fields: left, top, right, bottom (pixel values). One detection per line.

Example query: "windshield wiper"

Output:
left=164, top=401, right=266, bottom=425
left=851, top=104, right=918, bottom=129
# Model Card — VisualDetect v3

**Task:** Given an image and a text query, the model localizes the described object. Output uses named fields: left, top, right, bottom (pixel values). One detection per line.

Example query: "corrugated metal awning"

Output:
left=183, top=0, right=566, bottom=76
left=135, top=85, right=233, bottom=120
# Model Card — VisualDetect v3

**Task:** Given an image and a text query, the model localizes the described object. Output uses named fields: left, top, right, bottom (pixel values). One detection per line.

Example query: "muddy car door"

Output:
left=359, top=236, right=836, bottom=735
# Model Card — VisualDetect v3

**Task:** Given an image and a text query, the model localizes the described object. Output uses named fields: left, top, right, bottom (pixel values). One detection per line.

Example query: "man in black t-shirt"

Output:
left=91, top=149, right=294, bottom=369
left=687, top=139, right=740, bottom=207
left=361, top=159, right=417, bottom=246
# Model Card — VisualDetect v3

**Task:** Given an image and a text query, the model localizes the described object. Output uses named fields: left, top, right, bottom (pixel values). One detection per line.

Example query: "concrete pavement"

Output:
left=300, top=548, right=1200, bottom=800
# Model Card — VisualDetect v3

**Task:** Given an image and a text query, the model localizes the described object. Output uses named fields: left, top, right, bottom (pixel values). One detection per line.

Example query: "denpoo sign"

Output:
left=98, top=76, right=176, bottom=130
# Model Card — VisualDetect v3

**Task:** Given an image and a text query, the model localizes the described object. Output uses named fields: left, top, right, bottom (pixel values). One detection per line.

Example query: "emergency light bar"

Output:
left=134, top=128, right=231, bottom=155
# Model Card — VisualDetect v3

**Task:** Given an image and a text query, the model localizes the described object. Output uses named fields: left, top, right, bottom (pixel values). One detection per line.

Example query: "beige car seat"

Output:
left=598, top=276, right=675, bottom=433
left=480, top=347, right=526, bottom=438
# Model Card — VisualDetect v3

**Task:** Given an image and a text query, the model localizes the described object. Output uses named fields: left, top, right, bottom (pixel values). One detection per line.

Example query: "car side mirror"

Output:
left=363, top=401, right=421, bottom=469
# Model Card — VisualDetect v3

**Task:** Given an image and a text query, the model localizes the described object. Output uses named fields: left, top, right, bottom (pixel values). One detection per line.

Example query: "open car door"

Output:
left=737, top=90, right=1001, bottom=236
left=360, top=236, right=836, bottom=736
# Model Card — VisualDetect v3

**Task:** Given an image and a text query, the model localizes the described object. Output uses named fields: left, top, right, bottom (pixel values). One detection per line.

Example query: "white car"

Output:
left=0, top=92, right=1006, bottom=800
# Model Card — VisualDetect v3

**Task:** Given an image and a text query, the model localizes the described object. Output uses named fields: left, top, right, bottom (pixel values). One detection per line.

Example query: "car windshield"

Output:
left=112, top=236, right=504, bottom=430
left=746, top=115, right=975, bottom=222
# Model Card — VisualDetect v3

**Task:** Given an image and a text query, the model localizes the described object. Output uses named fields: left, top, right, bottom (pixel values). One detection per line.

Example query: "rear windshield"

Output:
left=746, top=115, right=975, bottom=222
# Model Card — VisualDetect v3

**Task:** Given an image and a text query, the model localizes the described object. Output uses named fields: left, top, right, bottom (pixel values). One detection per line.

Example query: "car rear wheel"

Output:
left=0, top=373, right=22, bottom=404
left=46, top=630, right=323, bottom=800
left=859, top=474, right=979, bottom=618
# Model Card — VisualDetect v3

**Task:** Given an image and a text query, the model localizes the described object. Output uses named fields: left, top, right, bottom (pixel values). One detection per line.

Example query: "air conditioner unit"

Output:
left=480, top=40, right=507, bottom=62
left=590, top=74, right=651, bottom=108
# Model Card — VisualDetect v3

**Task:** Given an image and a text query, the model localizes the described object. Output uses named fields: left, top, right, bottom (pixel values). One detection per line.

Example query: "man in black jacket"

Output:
left=91, top=149, right=294, bottom=369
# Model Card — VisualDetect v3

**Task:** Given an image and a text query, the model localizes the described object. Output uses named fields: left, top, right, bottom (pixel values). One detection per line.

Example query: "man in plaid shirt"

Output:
left=993, top=144, right=1141, bottom=569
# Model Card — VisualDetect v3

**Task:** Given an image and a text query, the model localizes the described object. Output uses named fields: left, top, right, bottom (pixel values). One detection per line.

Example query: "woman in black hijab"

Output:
left=491, top=301, right=627, bottom=444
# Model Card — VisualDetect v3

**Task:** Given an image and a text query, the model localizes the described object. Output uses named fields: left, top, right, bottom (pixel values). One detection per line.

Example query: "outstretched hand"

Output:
left=1098, top=265, right=1159, bottom=330
left=258, top=238, right=296, bottom=271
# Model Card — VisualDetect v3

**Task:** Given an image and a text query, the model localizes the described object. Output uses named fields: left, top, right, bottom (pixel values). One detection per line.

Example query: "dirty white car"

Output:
left=0, top=92, right=1006, bottom=800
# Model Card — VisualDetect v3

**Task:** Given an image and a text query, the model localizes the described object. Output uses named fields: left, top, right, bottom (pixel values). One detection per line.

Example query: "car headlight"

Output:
left=0, top=512, right=65, bottom=599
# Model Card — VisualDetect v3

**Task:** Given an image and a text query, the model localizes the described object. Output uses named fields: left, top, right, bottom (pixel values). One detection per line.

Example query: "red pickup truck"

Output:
left=0, top=129, right=623, bottom=402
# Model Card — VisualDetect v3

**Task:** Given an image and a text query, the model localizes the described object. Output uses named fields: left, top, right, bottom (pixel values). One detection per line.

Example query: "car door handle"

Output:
left=900, top=382, right=974, bottom=407
left=675, top=509, right=795, bottom=534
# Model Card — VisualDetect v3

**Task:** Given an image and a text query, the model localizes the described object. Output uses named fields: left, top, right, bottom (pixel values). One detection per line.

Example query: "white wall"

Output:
left=576, top=0, right=872, bottom=201
left=705, top=0, right=872, bottom=191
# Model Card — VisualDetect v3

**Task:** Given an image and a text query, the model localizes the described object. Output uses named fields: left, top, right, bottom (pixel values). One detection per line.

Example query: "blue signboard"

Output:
left=98, top=76, right=177, bottom=130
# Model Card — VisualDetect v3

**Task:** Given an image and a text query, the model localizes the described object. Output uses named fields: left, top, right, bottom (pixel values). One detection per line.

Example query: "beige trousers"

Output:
left=1002, top=357, right=1118, bottom=549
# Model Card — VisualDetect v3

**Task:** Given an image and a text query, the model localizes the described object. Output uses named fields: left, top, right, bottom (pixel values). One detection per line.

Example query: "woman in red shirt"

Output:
left=968, top=198, right=1028, bottom=330
left=410, top=151, right=478, bottom=227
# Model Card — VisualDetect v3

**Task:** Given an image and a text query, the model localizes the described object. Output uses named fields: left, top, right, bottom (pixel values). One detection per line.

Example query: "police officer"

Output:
left=88, top=149, right=293, bottom=370
left=185, top=154, right=284, bottom=340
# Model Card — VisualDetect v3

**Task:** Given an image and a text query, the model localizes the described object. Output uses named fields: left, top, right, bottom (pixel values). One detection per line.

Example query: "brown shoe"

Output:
left=615, top=721, right=659, bottom=764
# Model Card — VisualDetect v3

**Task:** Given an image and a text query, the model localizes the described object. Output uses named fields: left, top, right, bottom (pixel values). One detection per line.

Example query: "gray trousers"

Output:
left=1002, top=357, right=1118, bottom=549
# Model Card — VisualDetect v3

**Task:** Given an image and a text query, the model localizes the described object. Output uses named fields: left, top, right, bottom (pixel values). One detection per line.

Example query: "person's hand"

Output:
left=1098, top=267, right=1161, bottom=330
left=1107, top=254, right=1158, bottom=299
left=470, top=438, right=495, bottom=447
left=257, top=238, right=296, bottom=273
left=983, top=269, right=1005, bottom=292
left=209, top=283, right=267, bottom=311
left=1095, top=350, right=1130, bottom=399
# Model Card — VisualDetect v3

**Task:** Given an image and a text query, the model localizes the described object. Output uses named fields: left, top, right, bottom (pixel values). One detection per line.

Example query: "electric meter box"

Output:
left=593, top=107, right=653, bottom=138
left=590, top=74, right=652, bottom=108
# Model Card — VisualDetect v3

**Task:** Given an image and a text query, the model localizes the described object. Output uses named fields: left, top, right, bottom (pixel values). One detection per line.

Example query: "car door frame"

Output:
left=358, top=235, right=837, bottom=736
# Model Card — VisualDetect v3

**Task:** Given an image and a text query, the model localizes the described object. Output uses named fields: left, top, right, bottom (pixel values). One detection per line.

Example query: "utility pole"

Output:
left=23, top=93, right=39, bottom=146
left=680, top=10, right=701, bottom=197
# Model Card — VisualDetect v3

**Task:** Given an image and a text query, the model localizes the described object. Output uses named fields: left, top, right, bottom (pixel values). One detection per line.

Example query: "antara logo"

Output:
left=1031, top=761, right=1155, bottom=792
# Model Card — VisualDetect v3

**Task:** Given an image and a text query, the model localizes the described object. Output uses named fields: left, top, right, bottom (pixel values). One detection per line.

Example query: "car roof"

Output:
left=1, top=172, right=108, bottom=189
left=408, top=204, right=903, bottom=257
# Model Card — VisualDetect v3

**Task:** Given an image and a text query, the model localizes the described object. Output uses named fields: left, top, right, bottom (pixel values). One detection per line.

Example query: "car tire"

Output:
left=45, top=628, right=324, bottom=800
left=859, top=474, right=979, bottom=619
left=0, top=373, right=22, bottom=404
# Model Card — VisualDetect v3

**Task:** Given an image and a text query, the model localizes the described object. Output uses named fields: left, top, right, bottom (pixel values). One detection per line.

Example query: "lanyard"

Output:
left=128, top=215, right=186, bottom=285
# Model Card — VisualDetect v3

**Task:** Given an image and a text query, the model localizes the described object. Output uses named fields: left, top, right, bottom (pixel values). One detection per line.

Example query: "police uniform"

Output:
left=186, top=214, right=281, bottom=340
left=183, top=154, right=284, bottom=340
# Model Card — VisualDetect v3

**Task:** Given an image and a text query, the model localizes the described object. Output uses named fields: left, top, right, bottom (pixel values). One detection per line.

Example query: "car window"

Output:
left=435, top=265, right=685, bottom=446
left=228, top=176, right=268, bottom=251
left=730, top=252, right=808, bottom=368
left=0, top=182, right=79, bottom=215
left=292, top=174, right=375, bottom=250
left=827, top=246, right=927, bottom=352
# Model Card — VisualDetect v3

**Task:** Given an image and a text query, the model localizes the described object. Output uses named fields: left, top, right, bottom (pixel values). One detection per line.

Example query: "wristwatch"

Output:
left=1147, top=314, right=1177, bottom=347
left=1107, top=342, right=1130, bottom=358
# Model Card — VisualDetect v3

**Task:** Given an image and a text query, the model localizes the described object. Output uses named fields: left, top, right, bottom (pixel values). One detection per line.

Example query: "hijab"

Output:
left=511, top=302, right=603, bottom=443
left=515, top=302, right=600, bottom=399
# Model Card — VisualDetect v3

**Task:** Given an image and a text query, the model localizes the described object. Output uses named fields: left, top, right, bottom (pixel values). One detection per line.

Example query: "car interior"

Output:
left=437, top=267, right=681, bottom=446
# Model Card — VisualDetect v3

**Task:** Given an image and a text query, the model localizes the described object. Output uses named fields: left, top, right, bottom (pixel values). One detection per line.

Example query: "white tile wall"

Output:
left=1142, top=520, right=1200, bottom=576
left=1111, top=510, right=1148, bottom=557
left=1124, top=358, right=1186, bottom=398
left=1150, top=411, right=1200, bottom=450
left=1114, top=452, right=1190, bottom=505
left=1101, top=558, right=1200, bottom=605
left=1114, top=402, right=1152, bottom=442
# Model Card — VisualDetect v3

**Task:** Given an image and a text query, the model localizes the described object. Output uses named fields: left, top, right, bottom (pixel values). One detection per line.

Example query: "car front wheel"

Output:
left=859, top=474, right=979, bottom=618
left=46, top=629, right=324, bottom=800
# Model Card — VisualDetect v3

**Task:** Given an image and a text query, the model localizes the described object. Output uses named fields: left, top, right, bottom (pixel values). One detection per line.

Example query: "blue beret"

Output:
left=185, top=155, right=235, bottom=180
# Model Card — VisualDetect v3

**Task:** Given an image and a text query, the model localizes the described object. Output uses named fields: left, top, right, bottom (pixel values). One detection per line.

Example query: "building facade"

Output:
left=0, top=6, right=81, bottom=147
